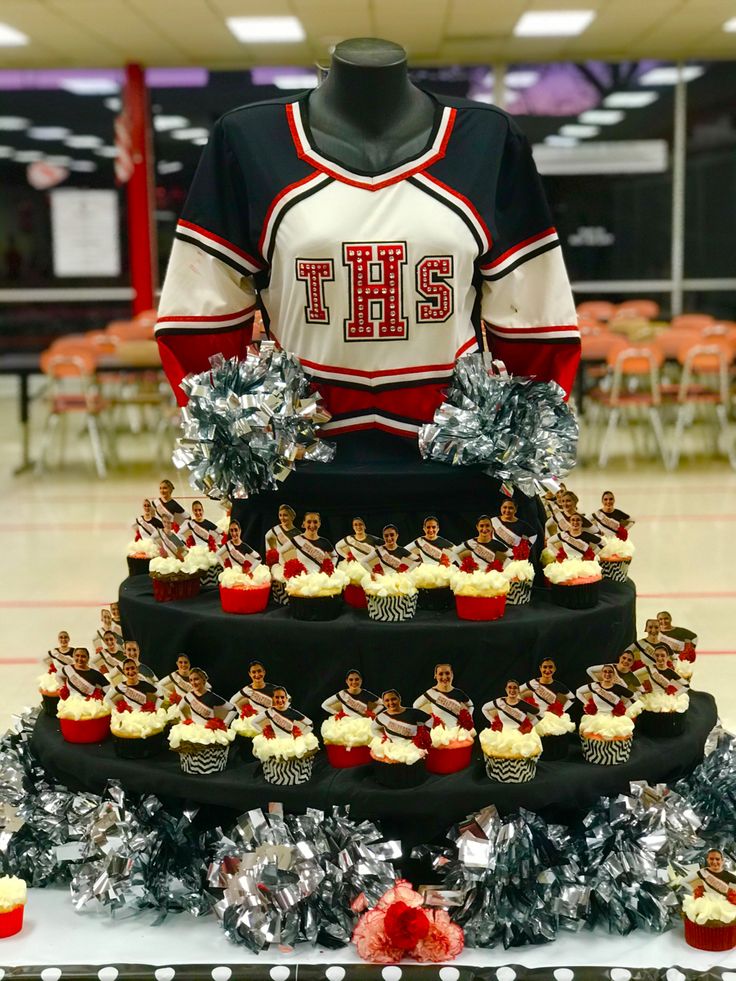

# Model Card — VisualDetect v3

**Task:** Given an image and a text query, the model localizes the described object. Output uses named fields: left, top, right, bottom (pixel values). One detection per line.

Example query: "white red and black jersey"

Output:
left=156, top=93, right=579, bottom=437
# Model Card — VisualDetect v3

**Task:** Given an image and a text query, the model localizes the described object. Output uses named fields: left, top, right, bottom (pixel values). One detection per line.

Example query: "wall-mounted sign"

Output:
left=50, top=188, right=121, bottom=278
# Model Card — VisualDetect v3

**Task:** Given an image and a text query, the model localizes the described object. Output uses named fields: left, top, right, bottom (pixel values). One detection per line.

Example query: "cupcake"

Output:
left=502, top=560, right=535, bottom=606
left=636, top=688, right=690, bottom=737
left=168, top=719, right=235, bottom=774
left=57, top=693, right=112, bottom=744
left=338, top=560, right=370, bottom=609
left=533, top=708, right=576, bottom=760
left=219, top=564, right=271, bottom=614
left=286, top=569, right=347, bottom=621
left=230, top=710, right=261, bottom=759
left=370, top=692, right=430, bottom=787
left=426, top=715, right=476, bottom=774
left=185, top=543, right=221, bottom=589
left=252, top=727, right=319, bottom=785
left=676, top=645, right=697, bottom=682
left=38, top=664, right=63, bottom=717
left=126, top=536, right=160, bottom=576
left=0, top=876, right=26, bottom=938
left=364, top=572, right=418, bottom=622
left=598, top=535, right=636, bottom=582
left=149, top=556, right=201, bottom=602
left=410, top=563, right=455, bottom=611
left=578, top=712, right=635, bottom=764
left=683, top=852, right=736, bottom=951
left=544, top=559, right=602, bottom=609
left=110, top=705, right=168, bottom=758
left=321, top=713, right=374, bottom=767
left=479, top=725, right=542, bottom=783
left=451, top=569, right=509, bottom=621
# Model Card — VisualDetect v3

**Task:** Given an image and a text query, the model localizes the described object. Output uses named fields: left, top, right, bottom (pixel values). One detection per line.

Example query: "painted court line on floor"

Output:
left=0, top=600, right=112, bottom=608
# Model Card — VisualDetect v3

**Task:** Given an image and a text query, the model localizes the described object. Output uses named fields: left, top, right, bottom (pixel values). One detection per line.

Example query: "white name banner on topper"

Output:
left=50, top=188, right=121, bottom=278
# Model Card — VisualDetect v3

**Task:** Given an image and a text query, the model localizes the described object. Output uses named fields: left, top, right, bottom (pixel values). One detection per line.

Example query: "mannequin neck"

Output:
left=307, top=37, right=434, bottom=173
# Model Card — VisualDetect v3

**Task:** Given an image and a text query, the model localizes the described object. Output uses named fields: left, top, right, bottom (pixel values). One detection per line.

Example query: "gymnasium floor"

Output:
left=1, top=394, right=734, bottom=735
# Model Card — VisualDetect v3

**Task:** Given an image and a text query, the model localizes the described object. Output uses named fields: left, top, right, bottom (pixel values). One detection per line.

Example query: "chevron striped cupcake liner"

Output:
left=367, top=593, right=418, bottom=622
left=199, top=565, right=221, bottom=589
left=580, top=734, right=632, bottom=765
left=484, top=754, right=539, bottom=783
left=177, top=743, right=230, bottom=774
left=271, top=580, right=289, bottom=606
left=600, top=560, right=631, bottom=582
left=506, top=579, right=533, bottom=605
left=262, top=753, right=315, bottom=785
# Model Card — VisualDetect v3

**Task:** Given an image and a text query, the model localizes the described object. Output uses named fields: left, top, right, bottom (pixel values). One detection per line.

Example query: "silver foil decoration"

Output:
left=418, top=353, right=578, bottom=496
left=173, top=346, right=335, bottom=500
left=208, top=806, right=400, bottom=953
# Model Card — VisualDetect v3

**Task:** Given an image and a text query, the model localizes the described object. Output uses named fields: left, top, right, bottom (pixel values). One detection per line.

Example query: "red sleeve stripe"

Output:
left=155, top=305, right=256, bottom=334
left=176, top=219, right=264, bottom=273
left=486, top=323, right=580, bottom=342
left=480, top=227, right=558, bottom=275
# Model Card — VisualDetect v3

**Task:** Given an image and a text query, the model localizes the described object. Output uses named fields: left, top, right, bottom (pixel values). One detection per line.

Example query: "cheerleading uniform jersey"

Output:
left=158, top=670, right=193, bottom=700
left=406, top=535, right=459, bottom=565
left=183, top=689, right=236, bottom=726
left=257, top=706, right=312, bottom=735
left=481, top=697, right=540, bottom=729
left=521, top=678, right=572, bottom=712
left=592, top=508, right=634, bottom=538
left=575, top=682, right=633, bottom=713
left=231, top=682, right=276, bottom=715
left=278, top=534, right=337, bottom=572
left=107, top=679, right=159, bottom=711
left=181, top=517, right=219, bottom=547
left=264, top=523, right=298, bottom=561
left=365, top=543, right=418, bottom=574
left=133, top=515, right=163, bottom=539
left=454, top=537, right=502, bottom=571
left=413, top=687, right=473, bottom=728
left=373, top=707, right=432, bottom=744
left=155, top=92, right=579, bottom=437
left=152, top=498, right=189, bottom=526
left=321, top=688, right=381, bottom=717
left=548, top=529, right=602, bottom=560
left=61, top=665, right=109, bottom=697
left=217, top=539, right=262, bottom=570
left=335, top=533, right=382, bottom=562
left=47, top=647, right=74, bottom=671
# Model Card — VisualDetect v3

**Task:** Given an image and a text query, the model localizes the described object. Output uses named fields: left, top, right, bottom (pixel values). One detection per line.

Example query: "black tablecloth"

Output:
left=32, top=691, right=716, bottom=845
left=230, top=448, right=548, bottom=560
left=119, top=575, right=637, bottom=723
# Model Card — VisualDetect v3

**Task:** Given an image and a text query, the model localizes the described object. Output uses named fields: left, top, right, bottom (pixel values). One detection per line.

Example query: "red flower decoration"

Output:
left=292, top=725, right=302, bottom=737
left=346, top=550, right=356, bottom=561
left=526, top=695, right=538, bottom=707
left=48, top=663, right=57, bottom=674
left=169, top=692, right=182, bottom=705
left=372, top=562, right=383, bottom=575
left=513, top=539, right=531, bottom=560
left=186, top=535, right=195, bottom=548
left=431, top=713, right=445, bottom=729
left=457, top=708, right=474, bottom=731
left=681, top=642, right=696, bottom=662
left=141, top=701, right=156, bottom=713
left=460, top=554, right=478, bottom=573
left=547, top=700, right=564, bottom=717
left=693, top=884, right=705, bottom=899
left=262, top=724, right=275, bottom=740
left=384, top=901, right=430, bottom=950
left=665, top=685, right=678, bottom=696
left=612, top=699, right=626, bottom=716
left=208, top=536, right=217, bottom=553
left=366, top=709, right=375, bottom=720
left=205, top=717, right=227, bottom=731
left=632, top=659, right=645, bottom=671
left=221, top=533, right=228, bottom=546
left=518, top=717, right=533, bottom=735
left=583, top=546, right=596, bottom=561
left=283, top=558, right=307, bottom=580
left=556, top=548, right=566, bottom=563
left=490, top=715, right=503, bottom=731
left=398, top=563, right=409, bottom=573
left=115, top=700, right=132, bottom=713
left=439, top=553, right=450, bottom=568
left=489, top=559, right=504, bottom=572
left=321, top=557, right=335, bottom=575
left=240, top=703, right=257, bottom=718
left=334, top=709, right=347, bottom=720
left=414, top=909, right=464, bottom=962
left=89, top=688, right=104, bottom=701
left=412, top=725, right=432, bottom=751
left=727, top=889, right=736, bottom=906
left=172, top=522, right=180, bottom=533
left=242, top=560, right=252, bottom=573
left=223, top=558, right=232, bottom=569
left=615, top=527, right=629, bottom=541
left=182, top=718, right=195, bottom=725
left=583, top=698, right=598, bottom=716
left=135, top=530, right=142, bottom=542
left=265, top=548, right=279, bottom=567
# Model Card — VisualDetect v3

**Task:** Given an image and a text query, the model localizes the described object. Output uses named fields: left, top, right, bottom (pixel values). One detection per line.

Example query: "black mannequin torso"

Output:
left=307, top=37, right=435, bottom=173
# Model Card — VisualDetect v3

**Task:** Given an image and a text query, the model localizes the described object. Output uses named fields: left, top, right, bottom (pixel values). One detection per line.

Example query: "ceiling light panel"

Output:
left=560, top=123, right=600, bottom=138
left=604, top=92, right=658, bottom=109
left=226, top=16, right=305, bottom=43
left=61, top=78, right=120, bottom=96
left=638, top=66, right=704, bottom=85
left=505, top=71, right=540, bottom=89
left=0, top=22, right=29, bottom=46
left=28, top=126, right=71, bottom=140
left=13, top=150, right=43, bottom=162
left=65, top=135, right=103, bottom=149
left=513, top=10, right=595, bottom=37
left=545, top=135, right=579, bottom=147
left=579, top=109, right=625, bottom=125
left=0, top=117, right=29, bottom=130
left=171, top=127, right=209, bottom=141
left=724, top=17, right=736, bottom=32
left=153, top=115, right=190, bottom=133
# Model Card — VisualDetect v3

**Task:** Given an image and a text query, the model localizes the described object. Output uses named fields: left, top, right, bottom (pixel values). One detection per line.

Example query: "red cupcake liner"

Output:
left=59, top=714, right=111, bottom=744
left=344, top=583, right=368, bottom=609
left=0, top=904, right=24, bottom=938
left=219, top=583, right=270, bottom=614
left=325, top=743, right=372, bottom=768
left=684, top=916, right=736, bottom=951
left=425, top=742, right=473, bottom=774
left=151, top=576, right=201, bottom=602
left=455, top=593, right=507, bottom=621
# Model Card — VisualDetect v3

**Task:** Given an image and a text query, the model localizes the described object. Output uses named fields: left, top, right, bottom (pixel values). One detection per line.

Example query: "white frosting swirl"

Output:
left=286, top=570, right=348, bottom=597
left=126, top=537, right=160, bottom=558
left=168, top=721, right=235, bottom=748
left=683, top=893, right=736, bottom=925
left=57, top=695, right=111, bottom=721
left=252, top=731, right=319, bottom=760
left=535, top=712, right=576, bottom=736
left=231, top=716, right=260, bottom=737
left=111, top=708, right=167, bottom=738
left=38, top=670, right=61, bottom=694
left=502, top=560, right=535, bottom=583
left=544, top=559, right=602, bottom=585
left=637, top=691, right=690, bottom=714
left=579, top=713, right=635, bottom=738
left=479, top=727, right=542, bottom=758
left=182, top=545, right=219, bottom=573
left=363, top=573, right=418, bottom=597
left=676, top=661, right=694, bottom=680
left=337, top=561, right=370, bottom=586
left=410, top=564, right=454, bottom=589
left=430, top=724, right=475, bottom=748
left=149, top=556, right=186, bottom=577
left=321, top=715, right=373, bottom=746
left=219, top=564, right=271, bottom=588
left=450, top=569, right=510, bottom=597
left=370, top=736, right=425, bottom=765
left=0, top=875, right=26, bottom=912
left=598, top=535, right=636, bottom=560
